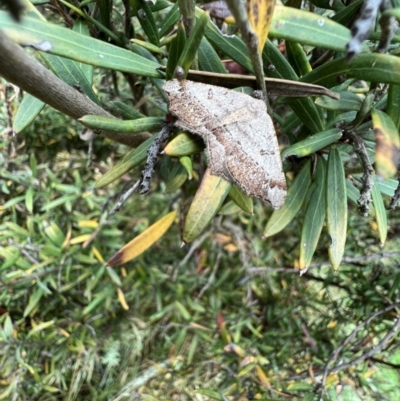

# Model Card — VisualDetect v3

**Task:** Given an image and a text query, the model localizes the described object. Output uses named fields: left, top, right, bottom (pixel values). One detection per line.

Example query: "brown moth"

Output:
left=163, top=79, right=287, bottom=209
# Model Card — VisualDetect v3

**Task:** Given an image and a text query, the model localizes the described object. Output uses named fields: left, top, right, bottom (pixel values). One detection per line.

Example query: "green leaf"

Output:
left=165, top=163, right=188, bottom=194
left=13, top=94, right=45, bottom=133
left=41, top=53, right=99, bottom=104
left=198, top=37, right=227, bottom=74
left=264, top=160, right=312, bottom=237
left=0, top=11, right=162, bottom=77
left=262, top=41, right=324, bottom=133
left=270, top=5, right=350, bottom=51
left=72, top=19, right=94, bottom=82
left=286, top=41, right=312, bottom=76
left=331, top=0, right=363, bottom=25
left=228, top=185, right=254, bottom=214
left=179, top=156, right=193, bottom=179
left=166, top=21, right=186, bottom=80
left=301, top=54, right=400, bottom=88
left=299, top=156, right=326, bottom=272
left=79, top=115, right=164, bottom=133
left=371, top=177, right=388, bottom=246
left=315, top=91, right=363, bottom=111
left=164, top=133, right=205, bottom=157
left=95, top=135, right=156, bottom=188
left=158, top=2, right=179, bottom=38
left=282, top=128, right=342, bottom=159
left=199, top=8, right=253, bottom=73
left=183, top=168, right=231, bottom=243
left=387, top=84, right=400, bottom=131
left=178, top=11, right=209, bottom=76
left=132, top=0, right=160, bottom=46
left=326, top=146, right=347, bottom=270
left=109, top=101, right=145, bottom=120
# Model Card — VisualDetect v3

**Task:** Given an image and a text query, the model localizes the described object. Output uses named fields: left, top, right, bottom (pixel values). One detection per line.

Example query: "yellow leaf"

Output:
left=69, top=234, right=91, bottom=245
left=117, top=288, right=129, bottom=310
left=92, top=246, right=104, bottom=263
left=107, top=210, right=177, bottom=267
left=78, top=220, right=99, bottom=228
left=255, top=365, right=271, bottom=389
left=247, top=0, right=276, bottom=53
left=183, top=168, right=231, bottom=243
left=372, top=109, right=400, bottom=179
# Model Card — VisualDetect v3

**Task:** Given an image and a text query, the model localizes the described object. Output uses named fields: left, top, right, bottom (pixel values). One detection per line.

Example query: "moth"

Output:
left=163, top=79, right=287, bottom=209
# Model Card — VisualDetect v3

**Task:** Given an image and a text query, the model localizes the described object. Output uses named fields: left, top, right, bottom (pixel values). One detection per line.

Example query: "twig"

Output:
left=344, top=130, right=374, bottom=215
left=377, top=0, right=399, bottom=54
left=247, top=251, right=400, bottom=276
left=389, top=177, right=400, bottom=209
left=108, top=179, right=141, bottom=216
left=178, top=0, right=196, bottom=38
left=197, top=251, right=221, bottom=299
left=225, top=0, right=270, bottom=111
left=140, top=122, right=174, bottom=194
left=318, top=304, right=400, bottom=399
left=346, top=0, right=382, bottom=61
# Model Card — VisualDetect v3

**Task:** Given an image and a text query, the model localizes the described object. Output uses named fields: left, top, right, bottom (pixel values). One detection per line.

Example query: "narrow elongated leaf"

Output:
left=165, top=163, right=188, bottom=194
left=95, top=135, right=156, bottom=188
left=133, top=0, right=160, bottom=46
left=183, top=168, right=231, bottom=243
left=158, top=2, right=180, bottom=38
left=166, top=21, right=186, bottom=80
left=72, top=19, right=93, bottom=82
left=180, top=156, right=193, bottom=179
left=107, top=210, right=177, bottom=267
left=282, top=128, right=342, bottom=159
left=13, top=94, right=45, bottom=133
left=326, top=146, right=347, bottom=270
left=42, top=53, right=99, bottom=104
left=331, top=0, right=363, bottom=25
left=262, top=41, right=324, bottom=132
left=0, top=11, right=162, bottom=77
left=164, top=133, right=204, bottom=156
left=315, top=91, right=362, bottom=111
left=270, top=5, right=350, bottom=51
left=79, top=115, right=164, bottom=133
left=264, top=160, right=311, bottom=237
left=299, top=157, right=326, bottom=271
left=198, top=8, right=253, bottom=73
left=301, top=54, right=400, bottom=88
left=178, top=11, right=209, bottom=76
left=371, top=109, right=400, bottom=179
left=198, top=37, right=227, bottom=73
left=387, top=84, right=400, bottom=131
left=286, top=41, right=311, bottom=76
left=371, top=177, right=388, bottom=246
left=229, top=185, right=254, bottom=214
left=247, top=0, right=276, bottom=52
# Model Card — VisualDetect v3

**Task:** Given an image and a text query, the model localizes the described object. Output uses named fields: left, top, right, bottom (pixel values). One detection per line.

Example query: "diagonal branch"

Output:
left=0, top=30, right=150, bottom=147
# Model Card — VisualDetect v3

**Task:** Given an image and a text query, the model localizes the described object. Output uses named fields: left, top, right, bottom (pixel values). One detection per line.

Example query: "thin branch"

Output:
left=247, top=251, right=400, bottom=276
left=346, top=0, right=382, bottom=61
left=197, top=251, right=221, bottom=299
left=377, top=0, right=399, bottom=54
left=318, top=304, right=400, bottom=399
left=225, top=0, right=270, bottom=111
left=108, top=179, right=141, bottom=216
left=0, top=30, right=150, bottom=147
left=389, top=177, right=400, bottom=209
left=178, top=0, right=196, bottom=38
left=344, top=130, right=374, bottom=215
left=140, top=122, right=174, bottom=194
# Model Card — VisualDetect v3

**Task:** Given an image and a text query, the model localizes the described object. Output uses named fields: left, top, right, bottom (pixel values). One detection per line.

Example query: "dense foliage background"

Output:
left=2, top=0, right=400, bottom=400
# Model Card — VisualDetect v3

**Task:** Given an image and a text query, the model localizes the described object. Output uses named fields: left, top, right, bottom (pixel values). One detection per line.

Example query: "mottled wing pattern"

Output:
left=163, top=79, right=287, bottom=209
